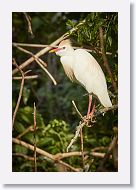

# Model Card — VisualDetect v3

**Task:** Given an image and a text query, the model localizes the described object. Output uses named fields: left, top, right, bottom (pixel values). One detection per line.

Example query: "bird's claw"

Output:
left=83, top=115, right=96, bottom=126
left=89, top=116, right=96, bottom=123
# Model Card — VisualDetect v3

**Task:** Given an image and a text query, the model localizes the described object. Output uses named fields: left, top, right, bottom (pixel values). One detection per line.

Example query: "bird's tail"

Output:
left=98, top=92, right=112, bottom=108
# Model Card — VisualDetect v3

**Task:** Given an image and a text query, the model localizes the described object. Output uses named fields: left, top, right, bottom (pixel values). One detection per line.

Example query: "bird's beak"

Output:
left=49, top=48, right=62, bottom=53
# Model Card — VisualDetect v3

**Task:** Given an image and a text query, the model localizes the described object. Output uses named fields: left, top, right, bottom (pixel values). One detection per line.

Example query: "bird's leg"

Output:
left=88, top=102, right=96, bottom=123
left=86, top=95, right=96, bottom=124
left=87, top=95, right=92, bottom=118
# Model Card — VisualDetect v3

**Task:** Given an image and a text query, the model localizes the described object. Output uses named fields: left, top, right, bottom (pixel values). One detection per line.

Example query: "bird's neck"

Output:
left=64, top=46, right=74, bottom=56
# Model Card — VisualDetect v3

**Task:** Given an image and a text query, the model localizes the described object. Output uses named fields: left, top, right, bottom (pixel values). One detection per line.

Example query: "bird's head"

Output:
left=49, top=39, right=74, bottom=56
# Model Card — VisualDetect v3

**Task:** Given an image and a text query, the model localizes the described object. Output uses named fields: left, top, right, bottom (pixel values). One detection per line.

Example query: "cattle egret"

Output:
left=50, top=39, right=112, bottom=117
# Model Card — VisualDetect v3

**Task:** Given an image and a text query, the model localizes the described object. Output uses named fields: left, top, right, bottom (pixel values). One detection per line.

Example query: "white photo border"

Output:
left=0, top=0, right=130, bottom=184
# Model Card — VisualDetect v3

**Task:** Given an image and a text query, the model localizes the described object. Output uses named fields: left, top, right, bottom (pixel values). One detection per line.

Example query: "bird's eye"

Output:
left=62, top=47, right=66, bottom=49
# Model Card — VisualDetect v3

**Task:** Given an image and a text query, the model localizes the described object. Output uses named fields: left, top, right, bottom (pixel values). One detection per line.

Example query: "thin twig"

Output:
left=67, top=104, right=118, bottom=152
left=99, top=26, right=117, bottom=91
left=12, top=19, right=86, bottom=75
left=13, top=44, right=57, bottom=85
left=67, top=121, right=86, bottom=152
left=13, top=43, right=47, bottom=67
left=12, top=138, right=81, bottom=172
left=97, top=135, right=118, bottom=171
left=94, top=104, right=118, bottom=117
left=13, top=75, right=38, bottom=80
left=12, top=59, right=25, bottom=128
left=13, top=153, right=34, bottom=161
left=33, top=102, right=37, bottom=172
left=35, top=57, right=57, bottom=85
left=44, top=151, right=109, bottom=160
left=24, top=70, right=32, bottom=75
left=12, top=42, right=58, bottom=48
left=72, top=100, right=84, bottom=120
left=23, top=13, right=34, bottom=37
left=16, top=126, right=33, bottom=139
left=12, top=42, right=112, bottom=55
left=13, top=150, right=109, bottom=161
left=91, top=146, right=107, bottom=152
left=80, top=127, right=85, bottom=170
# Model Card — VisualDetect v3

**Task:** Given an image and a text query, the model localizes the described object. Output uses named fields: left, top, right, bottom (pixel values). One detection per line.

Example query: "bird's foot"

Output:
left=88, top=114, right=96, bottom=123
left=83, top=113, right=96, bottom=127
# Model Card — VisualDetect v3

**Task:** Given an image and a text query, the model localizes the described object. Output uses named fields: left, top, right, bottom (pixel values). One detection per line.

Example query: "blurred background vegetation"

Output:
left=12, top=12, right=118, bottom=172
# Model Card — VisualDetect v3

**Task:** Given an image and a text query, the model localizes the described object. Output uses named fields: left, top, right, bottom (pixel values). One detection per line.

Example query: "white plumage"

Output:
left=50, top=39, right=112, bottom=108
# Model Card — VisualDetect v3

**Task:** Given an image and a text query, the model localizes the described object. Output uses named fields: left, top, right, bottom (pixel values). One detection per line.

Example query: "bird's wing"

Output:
left=60, top=56, right=76, bottom=82
left=73, top=49, right=112, bottom=107
left=73, top=49, right=106, bottom=87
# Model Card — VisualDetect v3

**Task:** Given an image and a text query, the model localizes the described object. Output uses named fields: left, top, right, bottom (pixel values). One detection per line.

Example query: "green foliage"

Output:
left=66, top=12, right=118, bottom=54
left=12, top=12, right=118, bottom=172
left=37, top=119, right=73, bottom=154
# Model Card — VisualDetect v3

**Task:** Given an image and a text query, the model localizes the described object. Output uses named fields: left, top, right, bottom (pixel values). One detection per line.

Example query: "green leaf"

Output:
left=108, top=36, right=112, bottom=47
left=14, top=144, right=28, bottom=154
left=14, top=122, right=25, bottom=133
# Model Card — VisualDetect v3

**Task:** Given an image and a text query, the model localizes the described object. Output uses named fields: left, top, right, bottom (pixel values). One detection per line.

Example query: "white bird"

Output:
left=50, top=39, right=112, bottom=116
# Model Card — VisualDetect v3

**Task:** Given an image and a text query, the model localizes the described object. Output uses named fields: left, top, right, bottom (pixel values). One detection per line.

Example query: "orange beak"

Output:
left=49, top=48, right=62, bottom=53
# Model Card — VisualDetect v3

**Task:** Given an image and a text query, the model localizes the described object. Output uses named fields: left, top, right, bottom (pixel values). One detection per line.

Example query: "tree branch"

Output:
left=80, top=127, right=85, bottom=170
left=13, top=75, right=38, bottom=80
left=33, top=102, right=37, bottom=172
left=12, top=138, right=81, bottom=172
left=12, top=59, right=25, bottom=128
left=13, top=43, right=57, bottom=85
left=13, top=153, right=34, bottom=161
left=94, top=104, right=118, bottom=117
left=67, top=104, right=118, bottom=152
left=16, top=126, right=34, bottom=139
left=23, top=13, right=34, bottom=37
left=99, top=26, right=117, bottom=91
left=12, top=19, right=85, bottom=75
left=12, top=42, right=112, bottom=55
left=13, top=43, right=47, bottom=67
left=97, top=135, right=118, bottom=171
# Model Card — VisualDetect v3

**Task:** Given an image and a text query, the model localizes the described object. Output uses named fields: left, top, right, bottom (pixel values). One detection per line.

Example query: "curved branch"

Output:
left=12, top=138, right=81, bottom=172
